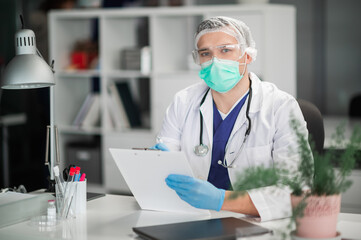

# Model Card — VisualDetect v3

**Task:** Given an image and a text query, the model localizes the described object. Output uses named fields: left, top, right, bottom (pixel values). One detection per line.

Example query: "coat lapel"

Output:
left=229, top=74, right=263, bottom=140
left=199, top=90, right=213, bottom=148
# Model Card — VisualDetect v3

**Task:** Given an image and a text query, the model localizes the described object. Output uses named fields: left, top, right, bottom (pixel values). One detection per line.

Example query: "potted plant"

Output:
left=231, top=115, right=361, bottom=239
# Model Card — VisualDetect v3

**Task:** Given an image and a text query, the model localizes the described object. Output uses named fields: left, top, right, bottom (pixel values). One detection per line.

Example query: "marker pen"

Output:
left=79, top=173, right=86, bottom=182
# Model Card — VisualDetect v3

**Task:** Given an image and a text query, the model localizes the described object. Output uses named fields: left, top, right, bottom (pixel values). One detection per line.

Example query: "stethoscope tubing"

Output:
left=199, top=88, right=210, bottom=147
left=195, top=79, right=252, bottom=169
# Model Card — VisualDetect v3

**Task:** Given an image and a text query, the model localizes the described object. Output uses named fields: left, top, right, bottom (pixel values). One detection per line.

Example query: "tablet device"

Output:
left=133, top=217, right=272, bottom=240
left=109, top=148, right=209, bottom=214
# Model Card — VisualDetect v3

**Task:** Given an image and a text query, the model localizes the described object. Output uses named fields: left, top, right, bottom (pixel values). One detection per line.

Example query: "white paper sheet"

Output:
left=109, top=148, right=210, bottom=215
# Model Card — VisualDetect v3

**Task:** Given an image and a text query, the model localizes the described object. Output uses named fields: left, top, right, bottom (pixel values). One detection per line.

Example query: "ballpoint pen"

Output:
left=75, top=166, right=81, bottom=181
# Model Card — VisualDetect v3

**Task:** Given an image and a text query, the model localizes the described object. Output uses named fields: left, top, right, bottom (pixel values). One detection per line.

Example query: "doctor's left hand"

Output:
left=165, top=174, right=225, bottom=211
left=149, top=143, right=169, bottom=151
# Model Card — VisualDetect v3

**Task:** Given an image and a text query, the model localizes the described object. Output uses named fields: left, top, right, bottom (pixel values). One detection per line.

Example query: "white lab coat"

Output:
left=157, top=72, right=309, bottom=221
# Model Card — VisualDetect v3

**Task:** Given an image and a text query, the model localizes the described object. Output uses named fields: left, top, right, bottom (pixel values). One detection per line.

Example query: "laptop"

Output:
left=133, top=217, right=272, bottom=240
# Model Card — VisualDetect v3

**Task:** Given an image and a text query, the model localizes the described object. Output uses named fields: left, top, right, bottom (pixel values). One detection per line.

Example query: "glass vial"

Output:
left=47, top=199, right=56, bottom=220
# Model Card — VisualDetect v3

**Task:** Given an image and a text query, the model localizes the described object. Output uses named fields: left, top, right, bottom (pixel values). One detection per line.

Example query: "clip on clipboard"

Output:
left=132, top=148, right=159, bottom=151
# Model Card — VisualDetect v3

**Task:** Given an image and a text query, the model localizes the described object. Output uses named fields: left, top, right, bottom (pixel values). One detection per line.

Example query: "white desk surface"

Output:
left=0, top=194, right=360, bottom=240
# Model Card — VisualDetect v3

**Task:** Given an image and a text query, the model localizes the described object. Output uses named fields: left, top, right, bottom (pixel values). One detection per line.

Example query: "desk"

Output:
left=0, top=194, right=360, bottom=240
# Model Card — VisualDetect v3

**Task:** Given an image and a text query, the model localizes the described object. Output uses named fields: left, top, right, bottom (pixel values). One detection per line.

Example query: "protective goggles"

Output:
left=192, top=44, right=243, bottom=65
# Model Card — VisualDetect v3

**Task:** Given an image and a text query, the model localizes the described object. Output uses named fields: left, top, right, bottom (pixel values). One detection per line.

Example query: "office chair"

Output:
left=349, top=94, right=361, bottom=117
left=297, top=99, right=325, bottom=154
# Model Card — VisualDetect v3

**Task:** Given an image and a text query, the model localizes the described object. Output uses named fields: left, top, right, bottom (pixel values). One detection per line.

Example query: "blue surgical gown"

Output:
left=207, top=93, right=249, bottom=190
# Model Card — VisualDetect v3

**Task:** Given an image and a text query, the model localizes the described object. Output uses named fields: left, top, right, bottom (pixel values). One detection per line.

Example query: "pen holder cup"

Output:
left=70, top=180, right=87, bottom=215
left=55, top=179, right=87, bottom=218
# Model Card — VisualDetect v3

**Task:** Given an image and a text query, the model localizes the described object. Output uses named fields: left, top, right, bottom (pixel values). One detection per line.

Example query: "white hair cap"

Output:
left=194, top=16, right=257, bottom=62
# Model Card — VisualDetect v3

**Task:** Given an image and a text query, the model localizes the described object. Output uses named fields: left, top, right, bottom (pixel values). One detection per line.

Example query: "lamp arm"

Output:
left=20, top=15, right=24, bottom=29
left=49, top=85, right=55, bottom=181
left=45, top=126, right=50, bottom=166
left=55, top=126, right=60, bottom=165
left=43, top=76, right=58, bottom=186
left=35, top=48, right=55, bottom=73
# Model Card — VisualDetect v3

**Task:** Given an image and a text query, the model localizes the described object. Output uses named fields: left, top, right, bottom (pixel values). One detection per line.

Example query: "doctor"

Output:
left=155, top=16, right=309, bottom=221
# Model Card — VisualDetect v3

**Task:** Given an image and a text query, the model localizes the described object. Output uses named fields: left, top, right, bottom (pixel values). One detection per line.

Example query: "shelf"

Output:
left=105, top=70, right=151, bottom=79
left=58, top=125, right=152, bottom=136
left=57, top=70, right=100, bottom=78
left=104, top=127, right=152, bottom=135
left=58, top=125, right=102, bottom=135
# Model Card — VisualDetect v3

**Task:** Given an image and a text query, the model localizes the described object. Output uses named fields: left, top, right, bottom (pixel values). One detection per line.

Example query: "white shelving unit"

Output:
left=49, top=4, right=296, bottom=193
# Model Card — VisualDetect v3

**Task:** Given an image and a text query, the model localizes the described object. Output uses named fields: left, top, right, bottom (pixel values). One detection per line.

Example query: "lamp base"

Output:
left=45, top=176, right=56, bottom=193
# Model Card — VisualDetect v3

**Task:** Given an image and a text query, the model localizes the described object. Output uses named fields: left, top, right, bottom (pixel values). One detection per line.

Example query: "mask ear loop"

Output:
left=237, top=52, right=248, bottom=77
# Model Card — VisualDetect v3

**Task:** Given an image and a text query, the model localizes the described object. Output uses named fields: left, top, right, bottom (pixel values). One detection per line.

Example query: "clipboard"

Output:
left=109, top=148, right=209, bottom=214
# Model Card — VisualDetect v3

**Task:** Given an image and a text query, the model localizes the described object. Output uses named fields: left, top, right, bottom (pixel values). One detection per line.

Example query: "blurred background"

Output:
left=0, top=0, right=360, bottom=192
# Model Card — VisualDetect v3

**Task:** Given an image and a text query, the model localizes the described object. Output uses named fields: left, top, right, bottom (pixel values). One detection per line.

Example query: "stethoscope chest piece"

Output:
left=194, top=144, right=209, bottom=157
left=194, top=79, right=253, bottom=166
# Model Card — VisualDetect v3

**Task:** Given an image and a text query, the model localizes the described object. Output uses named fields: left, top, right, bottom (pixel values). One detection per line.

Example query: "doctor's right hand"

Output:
left=149, top=143, right=169, bottom=151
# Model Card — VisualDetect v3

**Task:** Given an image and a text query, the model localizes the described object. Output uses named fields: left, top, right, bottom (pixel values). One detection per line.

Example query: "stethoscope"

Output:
left=193, top=79, right=252, bottom=169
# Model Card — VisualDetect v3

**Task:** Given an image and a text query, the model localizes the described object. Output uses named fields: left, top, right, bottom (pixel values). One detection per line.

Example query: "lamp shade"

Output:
left=2, top=55, right=55, bottom=89
left=1, top=29, right=55, bottom=89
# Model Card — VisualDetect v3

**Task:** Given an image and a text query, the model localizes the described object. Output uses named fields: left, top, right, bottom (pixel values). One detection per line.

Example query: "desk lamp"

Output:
left=1, top=16, right=59, bottom=190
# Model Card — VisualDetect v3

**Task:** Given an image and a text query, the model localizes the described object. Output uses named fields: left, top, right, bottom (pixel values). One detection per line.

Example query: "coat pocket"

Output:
left=245, top=144, right=273, bottom=167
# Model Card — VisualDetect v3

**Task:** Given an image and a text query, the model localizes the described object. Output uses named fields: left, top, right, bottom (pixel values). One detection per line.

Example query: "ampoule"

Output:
left=47, top=199, right=56, bottom=221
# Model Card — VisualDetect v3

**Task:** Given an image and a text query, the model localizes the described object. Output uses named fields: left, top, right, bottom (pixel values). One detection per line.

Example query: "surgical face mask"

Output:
left=199, top=57, right=246, bottom=93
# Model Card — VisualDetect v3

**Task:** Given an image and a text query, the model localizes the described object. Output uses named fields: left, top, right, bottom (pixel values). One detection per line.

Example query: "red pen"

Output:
left=69, top=167, right=76, bottom=182
left=79, top=173, right=86, bottom=181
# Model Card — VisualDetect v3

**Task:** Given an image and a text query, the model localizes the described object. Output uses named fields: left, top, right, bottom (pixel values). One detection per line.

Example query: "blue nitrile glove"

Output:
left=149, top=143, right=169, bottom=151
left=165, top=174, right=225, bottom=211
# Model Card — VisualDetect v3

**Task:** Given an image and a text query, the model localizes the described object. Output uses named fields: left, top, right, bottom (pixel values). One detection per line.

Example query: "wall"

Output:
left=271, top=0, right=361, bottom=116
left=326, top=0, right=361, bottom=115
